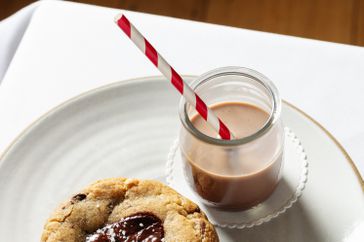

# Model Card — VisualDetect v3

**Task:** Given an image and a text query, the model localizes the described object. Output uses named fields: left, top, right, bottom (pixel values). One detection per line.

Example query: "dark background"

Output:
left=1, top=0, right=363, bottom=46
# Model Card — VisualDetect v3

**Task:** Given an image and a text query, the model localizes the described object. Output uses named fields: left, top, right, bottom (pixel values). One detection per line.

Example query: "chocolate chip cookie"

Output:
left=41, top=178, right=219, bottom=241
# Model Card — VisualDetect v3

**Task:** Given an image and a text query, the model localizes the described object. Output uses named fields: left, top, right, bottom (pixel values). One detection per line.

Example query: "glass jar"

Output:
left=179, top=67, right=284, bottom=210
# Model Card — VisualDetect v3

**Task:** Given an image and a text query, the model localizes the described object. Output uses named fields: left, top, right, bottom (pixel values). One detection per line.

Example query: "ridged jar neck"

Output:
left=179, top=66, right=281, bottom=146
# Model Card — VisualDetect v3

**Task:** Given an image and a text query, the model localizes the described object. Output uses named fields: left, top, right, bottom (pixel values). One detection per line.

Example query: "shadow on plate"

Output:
left=217, top=178, right=325, bottom=242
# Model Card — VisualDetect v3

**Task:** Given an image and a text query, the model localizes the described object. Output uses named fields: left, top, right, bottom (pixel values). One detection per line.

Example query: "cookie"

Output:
left=41, top=177, right=219, bottom=242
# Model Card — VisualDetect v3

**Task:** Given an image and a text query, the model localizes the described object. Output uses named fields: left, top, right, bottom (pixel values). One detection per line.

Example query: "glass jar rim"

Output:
left=178, top=66, right=281, bottom=146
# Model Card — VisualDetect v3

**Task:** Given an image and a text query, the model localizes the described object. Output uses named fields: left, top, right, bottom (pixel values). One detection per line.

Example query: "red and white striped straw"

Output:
left=114, top=14, right=233, bottom=140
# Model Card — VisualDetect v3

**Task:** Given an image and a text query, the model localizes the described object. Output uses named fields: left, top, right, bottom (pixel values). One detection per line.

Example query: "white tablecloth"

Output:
left=0, top=2, right=40, bottom=82
left=0, top=0, right=363, bottom=178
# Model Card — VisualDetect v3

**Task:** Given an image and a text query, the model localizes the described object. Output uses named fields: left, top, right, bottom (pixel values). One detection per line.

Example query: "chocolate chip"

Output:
left=72, top=193, right=87, bottom=202
left=86, top=212, right=164, bottom=242
left=200, top=221, right=206, bottom=235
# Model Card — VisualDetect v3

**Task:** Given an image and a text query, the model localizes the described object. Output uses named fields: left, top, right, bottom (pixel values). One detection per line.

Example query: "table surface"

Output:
left=0, top=0, right=363, bottom=178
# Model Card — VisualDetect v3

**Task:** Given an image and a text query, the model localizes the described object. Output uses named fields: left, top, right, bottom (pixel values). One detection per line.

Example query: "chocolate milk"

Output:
left=181, top=102, right=283, bottom=210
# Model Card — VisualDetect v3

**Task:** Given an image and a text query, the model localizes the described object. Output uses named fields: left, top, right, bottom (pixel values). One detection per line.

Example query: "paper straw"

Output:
left=114, top=14, right=233, bottom=140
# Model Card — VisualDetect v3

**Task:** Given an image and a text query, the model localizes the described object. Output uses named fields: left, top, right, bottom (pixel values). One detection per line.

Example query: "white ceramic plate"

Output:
left=0, top=76, right=363, bottom=242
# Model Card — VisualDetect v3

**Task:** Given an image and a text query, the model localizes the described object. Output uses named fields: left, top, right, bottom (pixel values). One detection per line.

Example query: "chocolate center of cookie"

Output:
left=86, top=212, right=164, bottom=242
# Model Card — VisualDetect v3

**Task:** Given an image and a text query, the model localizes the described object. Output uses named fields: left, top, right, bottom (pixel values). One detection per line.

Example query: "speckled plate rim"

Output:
left=0, top=75, right=363, bottom=193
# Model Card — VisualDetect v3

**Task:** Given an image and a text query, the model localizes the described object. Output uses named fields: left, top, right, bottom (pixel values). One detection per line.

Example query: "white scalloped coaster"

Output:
left=166, top=127, right=308, bottom=229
